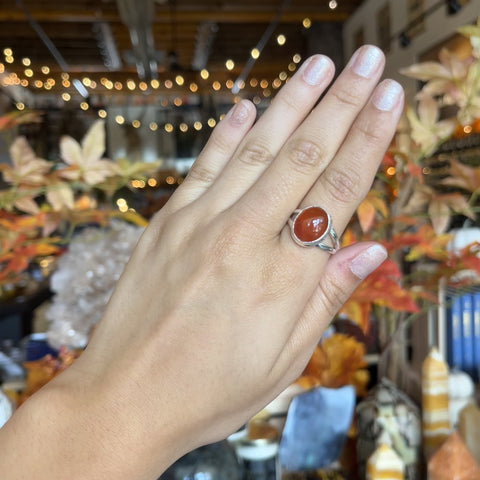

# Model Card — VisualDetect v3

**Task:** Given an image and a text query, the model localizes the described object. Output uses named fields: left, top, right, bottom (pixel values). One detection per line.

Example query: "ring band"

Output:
left=289, top=205, right=339, bottom=254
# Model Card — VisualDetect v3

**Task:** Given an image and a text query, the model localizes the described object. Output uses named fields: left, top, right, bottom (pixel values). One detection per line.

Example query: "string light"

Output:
left=250, top=48, right=260, bottom=59
left=98, top=109, right=107, bottom=118
left=302, top=18, right=311, bottom=29
left=329, top=0, right=338, bottom=9
left=276, top=34, right=286, bottom=46
left=41, top=66, right=50, bottom=74
left=62, top=92, right=71, bottom=101
left=115, top=115, right=125, bottom=124
left=132, top=120, right=141, bottom=128
left=22, top=58, right=31, bottom=66
left=225, top=59, right=235, bottom=70
left=149, top=122, right=158, bottom=131
left=200, top=69, right=209, bottom=80
left=175, top=75, right=184, bottom=86
left=207, top=118, right=216, bottom=128
left=80, top=102, right=89, bottom=110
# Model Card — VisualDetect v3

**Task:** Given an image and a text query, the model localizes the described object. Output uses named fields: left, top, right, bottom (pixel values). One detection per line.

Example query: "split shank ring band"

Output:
left=289, top=206, right=340, bottom=254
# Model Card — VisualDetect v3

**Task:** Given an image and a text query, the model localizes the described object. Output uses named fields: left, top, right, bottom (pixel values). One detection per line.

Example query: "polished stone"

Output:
left=428, top=432, right=480, bottom=480
left=279, top=385, right=355, bottom=470
left=293, top=206, right=329, bottom=243
left=458, top=404, right=480, bottom=466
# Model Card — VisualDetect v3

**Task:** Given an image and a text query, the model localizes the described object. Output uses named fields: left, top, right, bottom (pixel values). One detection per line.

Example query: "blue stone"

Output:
left=279, top=385, right=355, bottom=470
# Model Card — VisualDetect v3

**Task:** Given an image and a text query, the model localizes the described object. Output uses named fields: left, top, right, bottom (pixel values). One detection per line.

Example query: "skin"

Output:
left=0, top=45, right=404, bottom=479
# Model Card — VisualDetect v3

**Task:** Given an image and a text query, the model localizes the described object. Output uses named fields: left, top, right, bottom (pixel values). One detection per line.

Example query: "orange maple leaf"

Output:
left=297, top=334, right=369, bottom=397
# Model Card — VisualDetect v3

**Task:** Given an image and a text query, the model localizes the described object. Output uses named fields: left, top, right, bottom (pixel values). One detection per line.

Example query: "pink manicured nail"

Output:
left=228, top=100, right=251, bottom=126
left=301, top=55, right=331, bottom=86
left=372, top=80, right=404, bottom=111
left=349, top=244, right=387, bottom=279
left=349, top=45, right=383, bottom=78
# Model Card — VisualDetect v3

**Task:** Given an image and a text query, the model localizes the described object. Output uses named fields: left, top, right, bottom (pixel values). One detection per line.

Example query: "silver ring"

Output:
left=288, top=205, right=339, bottom=254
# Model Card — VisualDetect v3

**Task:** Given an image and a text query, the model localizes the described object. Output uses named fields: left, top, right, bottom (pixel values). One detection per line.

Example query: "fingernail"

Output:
left=228, top=100, right=251, bottom=126
left=349, top=45, right=383, bottom=78
left=301, top=55, right=331, bottom=86
left=372, top=80, right=404, bottom=111
left=349, top=244, right=387, bottom=280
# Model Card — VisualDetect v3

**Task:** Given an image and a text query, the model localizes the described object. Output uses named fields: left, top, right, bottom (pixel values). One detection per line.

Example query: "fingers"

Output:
left=233, top=45, right=394, bottom=235
left=198, top=54, right=335, bottom=210
left=163, top=100, right=256, bottom=213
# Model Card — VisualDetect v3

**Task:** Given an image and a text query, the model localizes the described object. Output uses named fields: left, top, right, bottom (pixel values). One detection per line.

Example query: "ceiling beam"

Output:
left=0, top=9, right=351, bottom=24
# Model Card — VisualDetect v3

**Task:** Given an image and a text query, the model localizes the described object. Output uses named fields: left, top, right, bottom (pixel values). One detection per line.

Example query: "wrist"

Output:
left=0, top=358, right=187, bottom=480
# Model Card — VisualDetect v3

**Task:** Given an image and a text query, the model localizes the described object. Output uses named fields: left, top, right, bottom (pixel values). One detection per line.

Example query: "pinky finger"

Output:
left=164, top=100, right=257, bottom=213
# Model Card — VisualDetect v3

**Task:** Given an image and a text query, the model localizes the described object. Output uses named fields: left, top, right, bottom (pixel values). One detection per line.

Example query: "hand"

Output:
left=0, top=45, right=403, bottom=480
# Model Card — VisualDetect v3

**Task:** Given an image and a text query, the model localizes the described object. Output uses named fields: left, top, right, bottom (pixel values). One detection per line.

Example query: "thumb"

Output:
left=315, top=241, right=388, bottom=323
left=282, top=242, right=387, bottom=374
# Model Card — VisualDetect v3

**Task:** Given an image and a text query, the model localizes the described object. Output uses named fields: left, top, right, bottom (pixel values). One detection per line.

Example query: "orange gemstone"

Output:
left=293, top=206, right=329, bottom=243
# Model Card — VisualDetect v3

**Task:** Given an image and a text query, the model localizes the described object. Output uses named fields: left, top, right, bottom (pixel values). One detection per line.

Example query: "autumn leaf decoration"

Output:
left=297, top=333, right=370, bottom=397
left=58, top=120, right=120, bottom=185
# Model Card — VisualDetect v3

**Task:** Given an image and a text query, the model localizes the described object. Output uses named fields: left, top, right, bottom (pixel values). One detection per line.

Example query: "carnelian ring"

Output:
left=289, top=205, right=339, bottom=254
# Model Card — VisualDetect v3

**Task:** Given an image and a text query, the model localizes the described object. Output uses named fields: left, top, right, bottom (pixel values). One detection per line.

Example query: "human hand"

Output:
left=1, top=45, right=403, bottom=479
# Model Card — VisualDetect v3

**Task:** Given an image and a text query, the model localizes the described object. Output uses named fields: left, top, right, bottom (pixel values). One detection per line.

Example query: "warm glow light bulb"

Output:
left=276, top=34, right=286, bottom=46
left=225, top=59, right=234, bottom=70
left=302, top=18, right=312, bottom=29
left=200, top=69, right=209, bottom=80
left=251, top=48, right=260, bottom=59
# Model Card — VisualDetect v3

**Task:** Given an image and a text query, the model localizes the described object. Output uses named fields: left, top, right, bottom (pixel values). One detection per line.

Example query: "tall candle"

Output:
left=366, top=444, right=404, bottom=480
left=422, top=347, right=450, bottom=458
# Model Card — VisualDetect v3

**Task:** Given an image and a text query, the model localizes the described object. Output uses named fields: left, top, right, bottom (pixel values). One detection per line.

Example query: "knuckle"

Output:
left=323, top=166, right=363, bottom=204
left=330, top=85, right=362, bottom=109
left=274, top=90, right=303, bottom=115
left=186, top=163, right=216, bottom=185
left=286, top=138, right=326, bottom=172
left=353, top=119, right=385, bottom=146
left=208, top=129, right=234, bottom=157
left=237, top=140, right=274, bottom=167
